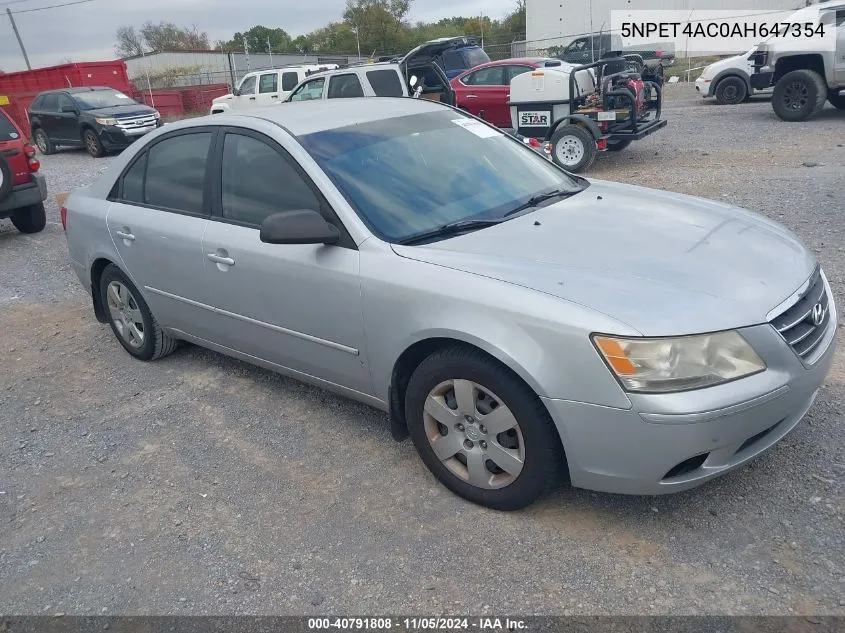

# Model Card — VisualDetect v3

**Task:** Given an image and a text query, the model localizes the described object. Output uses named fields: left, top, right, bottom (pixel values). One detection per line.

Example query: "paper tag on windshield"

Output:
left=114, top=92, right=131, bottom=99
left=452, top=118, right=499, bottom=139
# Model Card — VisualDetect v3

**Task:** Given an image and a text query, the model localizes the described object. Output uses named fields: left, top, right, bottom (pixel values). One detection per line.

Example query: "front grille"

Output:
left=114, top=114, right=157, bottom=132
left=770, top=268, right=831, bottom=361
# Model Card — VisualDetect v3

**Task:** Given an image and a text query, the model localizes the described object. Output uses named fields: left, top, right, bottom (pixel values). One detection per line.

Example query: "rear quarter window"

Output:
left=282, top=72, right=299, bottom=91
left=366, top=69, right=404, bottom=97
left=0, top=110, right=20, bottom=139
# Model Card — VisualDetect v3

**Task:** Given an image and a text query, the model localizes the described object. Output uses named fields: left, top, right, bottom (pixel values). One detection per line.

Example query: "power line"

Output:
left=10, top=0, right=94, bottom=13
left=0, top=0, right=33, bottom=7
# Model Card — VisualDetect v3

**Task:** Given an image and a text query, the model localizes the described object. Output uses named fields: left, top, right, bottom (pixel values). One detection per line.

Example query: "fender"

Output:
left=546, top=114, right=601, bottom=141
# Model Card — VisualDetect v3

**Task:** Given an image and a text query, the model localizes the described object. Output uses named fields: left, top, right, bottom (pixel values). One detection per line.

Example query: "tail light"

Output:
left=23, top=143, right=40, bottom=171
left=596, top=138, right=608, bottom=151
left=60, top=206, right=68, bottom=231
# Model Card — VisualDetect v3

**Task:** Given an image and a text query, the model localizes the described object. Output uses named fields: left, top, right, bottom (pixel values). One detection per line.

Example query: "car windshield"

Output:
left=73, top=90, right=137, bottom=110
left=464, top=46, right=491, bottom=68
left=299, top=110, right=585, bottom=243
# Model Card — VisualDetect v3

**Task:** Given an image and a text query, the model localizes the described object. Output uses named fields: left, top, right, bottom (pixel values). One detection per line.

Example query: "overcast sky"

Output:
left=0, top=0, right=516, bottom=72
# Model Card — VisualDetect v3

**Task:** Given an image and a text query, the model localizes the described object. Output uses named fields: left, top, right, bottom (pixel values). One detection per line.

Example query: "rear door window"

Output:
left=40, top=93, right=59, bottom=112
left=366, top=69, right=404, bottom=97
left=463, top=67, right=504, bottom=86
left=281, top=72, right=299, bottom=91
left=441, top=50, right=464, bottom=72
left=327, top=74, right=365, bottom=99
left=144, top=132, right=213, bottom=214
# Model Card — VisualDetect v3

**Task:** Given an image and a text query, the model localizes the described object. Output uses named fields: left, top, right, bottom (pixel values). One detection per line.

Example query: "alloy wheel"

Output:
left=422, top=379, right=525, bottom=490
left=106, top=281, right=145, bottom=348
left=85, top=133, right=99, bottom=156
left=35, top=131, right=48, bottom=153
left=783, top=82, right=808, bottom=112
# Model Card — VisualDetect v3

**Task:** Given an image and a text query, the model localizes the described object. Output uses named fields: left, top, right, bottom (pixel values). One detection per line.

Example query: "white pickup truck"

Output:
left=210, top=64, right=339, bottom=114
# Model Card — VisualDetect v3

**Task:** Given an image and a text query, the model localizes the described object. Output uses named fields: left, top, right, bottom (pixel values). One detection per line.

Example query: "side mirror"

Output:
left=233, top=87, right=241, bottom=97
left=260, top=210, right=340, bottom=245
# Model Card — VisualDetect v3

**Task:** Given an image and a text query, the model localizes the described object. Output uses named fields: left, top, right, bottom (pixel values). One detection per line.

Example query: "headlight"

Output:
left=593, top=331, right=765, bottom=393
left=95, top=117, right=119, bottom=126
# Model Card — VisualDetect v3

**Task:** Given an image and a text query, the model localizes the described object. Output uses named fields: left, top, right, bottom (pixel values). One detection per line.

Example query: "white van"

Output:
left=210, top=64, right=339, bottom=114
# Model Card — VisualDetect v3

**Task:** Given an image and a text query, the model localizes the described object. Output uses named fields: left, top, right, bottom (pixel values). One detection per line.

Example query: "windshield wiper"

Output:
left=503, top=188, right=582, bottom=218
left=396, top=218, right=504, bottom=245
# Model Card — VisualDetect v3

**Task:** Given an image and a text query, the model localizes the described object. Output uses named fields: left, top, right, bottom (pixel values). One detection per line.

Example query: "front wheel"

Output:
left=549, top=124, right=597, bottom=173
left=99, top=264, right=178, bottom=361
left=405, top=346, right=564, bottom=510
left=828, top=90, right=845, bottom=110
left=714, top=76, right=748, bottom=105
left=771, top=69, right=826, bottom=121
left=11, top=202, right=46, bottom=234
left=83, top=129, right=105, bottom=158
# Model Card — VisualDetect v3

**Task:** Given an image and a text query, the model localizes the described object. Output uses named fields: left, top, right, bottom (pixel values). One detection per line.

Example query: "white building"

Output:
left=525, top=0, right=812, bottom=53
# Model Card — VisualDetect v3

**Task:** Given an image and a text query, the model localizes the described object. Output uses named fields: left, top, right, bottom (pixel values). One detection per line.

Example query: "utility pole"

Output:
left=243, top=34, right=250, bottom=71
left=267, top=35, right=273, bottom=68
left=6, top=8, right=31, bottom=70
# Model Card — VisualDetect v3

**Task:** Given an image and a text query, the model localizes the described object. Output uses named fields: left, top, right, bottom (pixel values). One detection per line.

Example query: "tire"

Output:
left=771, top=69, right=826, bottom=122
left=83, top=128, right=105, bottom=158
left=33, top=128, right=55, bottom=155
left=0, top=155, right=11, bottom=202
left=405, top=346, right=564, bottom=511
left=549, top=124, right=597, bottom=173
left=10, top=202, right=46, bottom=234
left=714, top=76, right=748, bottom=105
left=606, top=139, right=632, bottom=152
left=98, top=264, right=178, bottom=361
left=828, top=90, right=845, bottom=110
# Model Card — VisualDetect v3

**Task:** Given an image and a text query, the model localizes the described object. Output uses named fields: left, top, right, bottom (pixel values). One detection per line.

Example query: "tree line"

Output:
left=115, top=0, right=526, bottom=59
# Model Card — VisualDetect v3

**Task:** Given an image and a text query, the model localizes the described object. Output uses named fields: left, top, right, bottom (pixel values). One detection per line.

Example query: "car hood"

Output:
left=213, top=93, right=234, bottom=103
left=401, top=36, right=480, bottom=66
left=700, top=52, right=752, bottom=79
left=391, top=180, right=815, bottom=336
left=84, top=104, right=157, bottom=118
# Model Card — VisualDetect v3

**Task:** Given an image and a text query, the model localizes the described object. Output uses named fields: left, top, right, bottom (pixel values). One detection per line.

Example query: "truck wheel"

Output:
left=549, top=124, right=596, bottom=173
left=11, top=202, right=47, bottom=234
left=33, top=128, right=55, bottom=155
left=606, top=139, right=632, bottom=152
left=83, top=129, right=105, bottom=158
left=714, top=76, right=747, bottom=105
left=828, top=90, right=845, bottom=110
left=772, top=70, right=826, bottom=121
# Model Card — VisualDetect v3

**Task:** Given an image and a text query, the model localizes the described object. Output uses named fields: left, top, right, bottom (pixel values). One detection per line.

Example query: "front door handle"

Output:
left=207, top=253, right=235, bottom=266
left=249, top=96, right=256, bottom=100
left=465, top=94, right=477, bottom=99
left=115, top=230, right=135, bottom=242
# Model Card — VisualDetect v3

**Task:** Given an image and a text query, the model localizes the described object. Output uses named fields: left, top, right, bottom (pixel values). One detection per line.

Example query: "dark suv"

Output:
left=28, top=87, right=162, bottom=158
left=0, top=107, right=47, bottom=233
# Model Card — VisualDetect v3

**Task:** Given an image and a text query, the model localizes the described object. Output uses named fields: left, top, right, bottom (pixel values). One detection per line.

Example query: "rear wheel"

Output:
left=828, top=90, right=845, bottom=110
left=714, top=76, right=747, bottom=105
left=99, top=264, right=178, bottom=361
left=33, top=128, right=55, bottom=155
left=11, top=202, right=46, bottom=234
left=771, top=69, right=826, bottom=121
left=549, top=124, right=597, bottom=173
left=405, top=346, right=563, bottom=510
left=83, top=129, right=105, bottom=158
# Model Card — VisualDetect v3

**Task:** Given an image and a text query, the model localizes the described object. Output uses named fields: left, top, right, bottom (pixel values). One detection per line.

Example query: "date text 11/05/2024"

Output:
left=620, top=21, right=827, bottom=39
left=307, top=617, right=528, bottom=631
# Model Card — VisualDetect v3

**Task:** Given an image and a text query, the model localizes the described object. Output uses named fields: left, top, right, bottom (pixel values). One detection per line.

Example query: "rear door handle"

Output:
left=115, top=230, right=135, bottom=241
left=249, top=96, right=256, bottom=100
left=207, top=253, right=235, bottom=266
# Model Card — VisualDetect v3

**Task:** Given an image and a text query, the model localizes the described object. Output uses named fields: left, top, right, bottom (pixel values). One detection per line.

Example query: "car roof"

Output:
left=296, top=62, right=400, bottom=81
left=38, top=86, right=116, bottom=95
left=189, top=97, right=448, bottom=137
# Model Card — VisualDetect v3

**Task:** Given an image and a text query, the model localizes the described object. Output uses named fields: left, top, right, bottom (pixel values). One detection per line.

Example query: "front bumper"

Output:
left=542, top=289, right=838, bottom=495
left=98, top=122, right=162, bottom=150
left=0, top=173, right=48, bottom=216
left=695, top=77, right=714, bottom=97
left=750, top=71, right=774, bottom=91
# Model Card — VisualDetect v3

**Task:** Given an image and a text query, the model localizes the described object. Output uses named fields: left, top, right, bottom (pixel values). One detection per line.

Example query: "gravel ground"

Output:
left=1, top=84, right=844, bottom=616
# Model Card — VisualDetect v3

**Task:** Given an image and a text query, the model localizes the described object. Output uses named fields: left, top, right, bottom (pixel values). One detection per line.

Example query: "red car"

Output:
left=450, top=58, right=558, bottom=129
left=0, top=108, right=47, bottom=233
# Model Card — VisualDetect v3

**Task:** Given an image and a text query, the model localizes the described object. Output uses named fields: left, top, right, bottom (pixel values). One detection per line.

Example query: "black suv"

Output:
left=28, top=87, right=162, bottom=158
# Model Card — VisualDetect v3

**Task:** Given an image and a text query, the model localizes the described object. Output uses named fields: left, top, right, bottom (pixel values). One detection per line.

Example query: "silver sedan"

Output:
left=63, top=98, right=837, bottom=510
